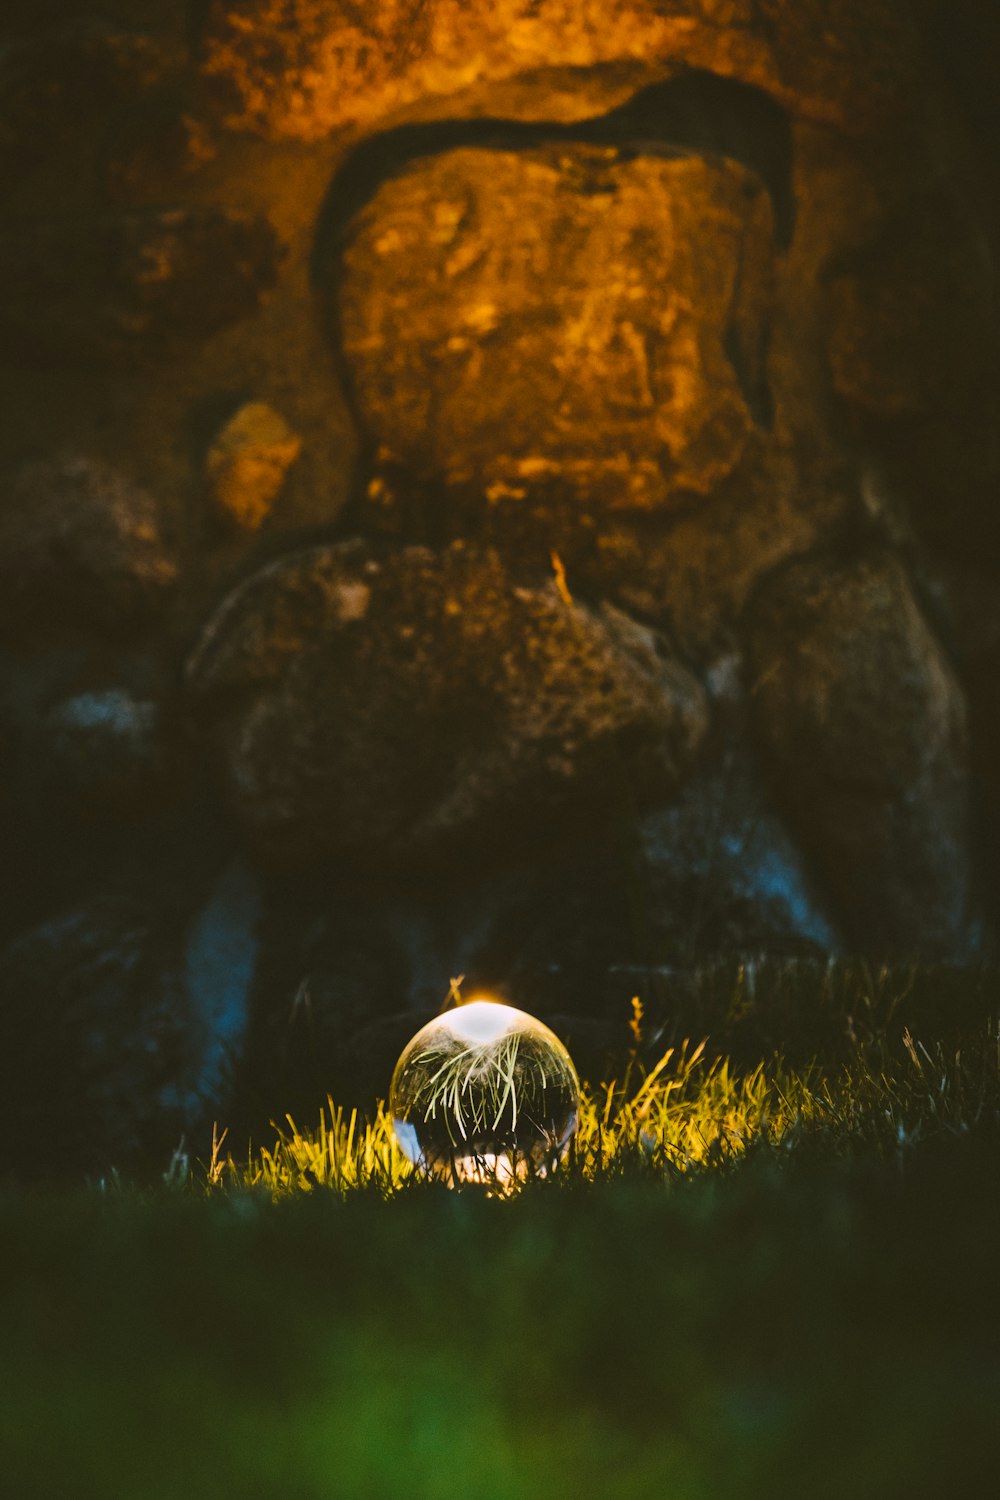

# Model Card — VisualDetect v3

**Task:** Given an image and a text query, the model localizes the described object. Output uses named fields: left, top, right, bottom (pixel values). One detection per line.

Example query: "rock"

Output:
left=106, top=103, right=218, bottom=202
left=746, top=549, right=976, bottom=958
left=927, top=564, right=1000, bottom=933
left=821, top=188, right=998, bottom=565
left=186, top=540, right=709, bottom=865
left=826, top=191, right=994, bottom=422
left=0, top=18, right=183, bottom=196
left=0, top=207, right=283, bottom=363
left=230, top=744, right=839, bottom=1123
left=562, top=446, right=842, bottom=664
left=0, top=862, right=260, bottom=1179
left=174, top=860, right=262, bottom=1125
left=409, top=750, right=841, bottom=1023
left=869, top=411, right=1000, bottom=570
left=233, top=878, right=418, bottom=1123
left=256, top=759, right=837, bottom=1093
left=0, top=456, right=177, bottom=640
left=205, top=402, right=303, bottom=530
left=637, top=749, right=840, bottom=961
left=768, top=122, right=1000, bottom=569
left=0, top=651, right=189, bottom=904
left=0, top=651, right=185, bottom=852
left=412, top=750, right=840, bottom=996
left=26, top=688, right=171, bottom=824
left=339, top=146, right=774, bottom=521
left=0, top=902, right=171, bottom=1177
left=200, top=0, right=917, bottom=142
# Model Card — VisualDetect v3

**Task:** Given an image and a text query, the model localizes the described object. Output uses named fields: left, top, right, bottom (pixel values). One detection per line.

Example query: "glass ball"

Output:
left=389, top=998, right=581, bottom=1186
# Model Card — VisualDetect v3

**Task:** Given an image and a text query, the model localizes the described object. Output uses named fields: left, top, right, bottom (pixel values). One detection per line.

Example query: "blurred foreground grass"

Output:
left=2, top=988, right=999, bottom=1498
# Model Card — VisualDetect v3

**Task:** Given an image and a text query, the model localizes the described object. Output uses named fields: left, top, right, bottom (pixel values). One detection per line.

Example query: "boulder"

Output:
left=560, top=448, right=841, bottom=664
left=200, top=0, right=917, bottom=141
left=0, top=456, right=177, bottom=640
left=26, top=688, right=171, bottom=824
left=0, top=649, right=190, bottom=912
left=186, top=540, right=709, bottom=864
left=105, top=101, right=218, bottom=203
left=746, top=549, right=976, bottom=957
left=0, top=207, right=283, bottom=363
left=338, top=146, right=774, bottom=522
left=205, top=402, right=303, bottom=531
left=821, top=189, right=998, bottom=565
left=0, top=861, right=260, bottom=1180
left=229, top=739, right=840, bottom=1124
left=826, top=191, right=994, bottom=422
left=232, top=876, right=419, bottom=1124
left=638, top=748, right=840, bottom=961
left=929, top=563, right=1000, bottom=930
left=0, top=18, right=183, bottom=196
left=408, top=746, right=841, bottom=1003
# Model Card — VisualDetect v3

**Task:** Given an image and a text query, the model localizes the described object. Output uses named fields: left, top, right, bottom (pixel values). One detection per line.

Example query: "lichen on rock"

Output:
left=186, top=540, right=709, bottom=864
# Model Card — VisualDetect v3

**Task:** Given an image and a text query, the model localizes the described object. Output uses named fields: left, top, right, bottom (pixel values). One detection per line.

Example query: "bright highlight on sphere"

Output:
left=389, top=999, right=580, bottom=1186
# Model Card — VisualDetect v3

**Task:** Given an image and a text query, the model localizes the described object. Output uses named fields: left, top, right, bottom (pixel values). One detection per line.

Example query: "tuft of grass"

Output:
left=203, top=1021, right=1000, bottom=1198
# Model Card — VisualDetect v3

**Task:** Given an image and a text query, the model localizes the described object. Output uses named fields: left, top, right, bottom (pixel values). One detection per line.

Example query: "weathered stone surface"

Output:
left=0, top=457, right=177, bottom=640
left=746, top=550, right=976, bottom=957
left=206, top=402, right=303, bottom=530
left=0, top=862, right=260, bottom=1179
left=340, top=146, right=773, bottom=519
left=0, top=208, right=283, bottom=362
left=201, top=0, right=917, bottom=142
left=186, top=540, right=709, bottom=864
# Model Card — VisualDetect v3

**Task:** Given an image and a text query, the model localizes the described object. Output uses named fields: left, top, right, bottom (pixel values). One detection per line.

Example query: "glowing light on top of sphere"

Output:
left=389, top=996, right=580, bottom=1187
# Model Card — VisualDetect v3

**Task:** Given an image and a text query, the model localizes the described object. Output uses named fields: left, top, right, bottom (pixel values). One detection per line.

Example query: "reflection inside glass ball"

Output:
left=389, top=998, right=580, bottom=1186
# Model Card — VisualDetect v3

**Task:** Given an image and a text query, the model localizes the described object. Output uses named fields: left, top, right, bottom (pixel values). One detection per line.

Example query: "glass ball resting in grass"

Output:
left=389, top=999, right=581, bottom=1186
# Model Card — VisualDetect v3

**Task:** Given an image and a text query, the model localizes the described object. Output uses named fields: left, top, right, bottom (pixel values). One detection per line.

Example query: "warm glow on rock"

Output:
left=201, top=0, right=916, bottom=142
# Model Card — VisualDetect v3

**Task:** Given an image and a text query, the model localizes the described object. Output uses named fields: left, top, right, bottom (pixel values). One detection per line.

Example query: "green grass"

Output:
left=3, top=1136, right=998, bottom=1499
left=3, top=988, right=1000, bottom=1499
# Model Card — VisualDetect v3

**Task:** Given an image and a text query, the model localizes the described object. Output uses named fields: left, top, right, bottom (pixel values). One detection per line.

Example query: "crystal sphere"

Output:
left=389, top=999, right=580, bottom=1185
